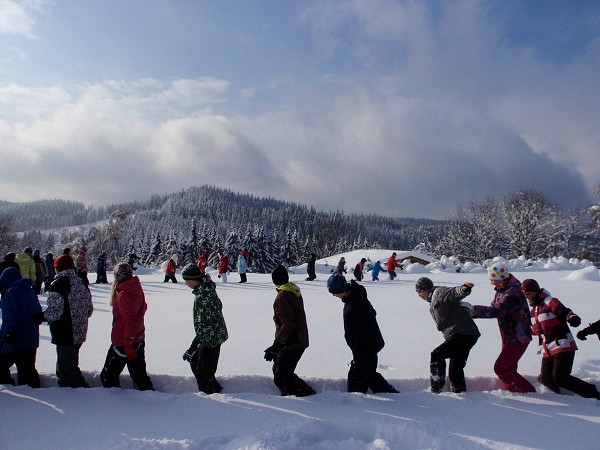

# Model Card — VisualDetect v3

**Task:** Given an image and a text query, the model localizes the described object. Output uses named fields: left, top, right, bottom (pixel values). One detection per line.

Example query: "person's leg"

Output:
left=125, top=342, right=154, bottom=391
left=430, top=340, right=453, bottom=393
left=448, top=335, right=479, bottom=393
left=538, top=355, right=560, bottom=393
left=553, top=351, right=600, bottom=399
left=0, top=353, right=16, bottom=385
left=273, top=349, right=314, bottom=396
left=192, top=345, right=222, bottom=394
left=349, top=352, right=377, bottom=394
left=56, top=344, right=88, bottom=388
left=100, top=345, right=127, bottom=388
left=494, top=343, right=535, bottom=393
left=15, top=348, right=40, bottom=388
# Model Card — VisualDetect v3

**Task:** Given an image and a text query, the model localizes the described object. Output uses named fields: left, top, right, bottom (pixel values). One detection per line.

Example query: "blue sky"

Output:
left=1, top=0, right=599, bottom=219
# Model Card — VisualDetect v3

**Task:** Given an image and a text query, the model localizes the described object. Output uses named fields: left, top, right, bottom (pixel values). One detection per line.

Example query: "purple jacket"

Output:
left=473, top=274, right=532, bottom=345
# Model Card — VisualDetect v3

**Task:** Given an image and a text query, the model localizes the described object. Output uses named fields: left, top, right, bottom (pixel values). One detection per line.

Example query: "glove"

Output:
left=124, top=342, right=137, bottom=360
left=263, top=339, right=284, bottom=362
left=577, top=327, right=591, bottom=341
left=183, top=338, right=200, bottom=362
left=32, top=312, right=46, bottom=325
left=0, top=342, right=14, bottom=355
left=567, top=314, right=581, bottom=328
left=460, top=301, right=474, bottom=316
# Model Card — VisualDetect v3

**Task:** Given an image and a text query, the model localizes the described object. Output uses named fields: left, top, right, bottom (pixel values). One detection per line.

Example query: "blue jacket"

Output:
left=0, top=267, right=42, bottom=350
left=237, top=255, right=248, bottom=274
left=369, top=261, right=384, bottom=278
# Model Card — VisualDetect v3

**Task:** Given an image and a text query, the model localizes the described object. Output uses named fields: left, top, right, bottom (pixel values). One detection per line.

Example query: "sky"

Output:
left=1, top=250, right=600, bottom=449
left=1, top=1, right=600, bottom=219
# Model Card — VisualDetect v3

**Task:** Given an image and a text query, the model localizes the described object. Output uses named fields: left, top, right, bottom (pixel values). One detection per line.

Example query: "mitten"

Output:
left=0, top=342, right=14, bottom=355
left=576, top=329, right=589, bottom=341
left=32, top=312, right=46, bottom=325
left=567, top=313, right=581, bottom=328
left=124, top=341, right=137, bottom=360
left=263, top=339, right=284, bottom=362
left=183, top=338, right=200, bottom=362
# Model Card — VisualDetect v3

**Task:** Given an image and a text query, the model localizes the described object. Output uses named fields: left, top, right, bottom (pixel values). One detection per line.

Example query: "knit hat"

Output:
left=327, top=275, right=348, bottom=294
left=114, top=262, right=133, bottom=284
left=415, top=277, right=434, bottom=292
left=24, top=247, right=33, bottom=255
left=487, top=262, right=510, bottom=281
left=522, top=279, right=541, bottom=293
left=0, top=267, right=22, bottom=291
left=54, top=254, right=75, bottom=272
left=242, top=250, right=248, bottom=257
left=271, top=265, right=289, bottom=286
left=181, top=264, right=204, bottom=281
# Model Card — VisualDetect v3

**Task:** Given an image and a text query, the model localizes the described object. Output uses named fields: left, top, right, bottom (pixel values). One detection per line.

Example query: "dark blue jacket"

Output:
left=0, top=267, right=42, bottom=349
left=342, top=280, right=385, bottom=356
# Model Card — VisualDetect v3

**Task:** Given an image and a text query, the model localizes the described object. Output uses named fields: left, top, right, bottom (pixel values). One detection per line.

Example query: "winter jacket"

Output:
left=34, top=257, right=47, bottom=283
left=335, top=258, right=346, bottom=275
left=530, top=289, right=577, bottom=357
left=44, top=269, right=93, bottom=345
left=166, top=259, right=179, bottom=275
left=386, top=255, right=401, bottom=272
left=191, top=275, right=228, bottom=347
left=0, top=267, right=41, bottom=350
left=272, top=282, right=309, bottom=351
left=196, top=251, right=210, bottom=273
left=353, top=262, right=364, bottom=281
left=473, top=274, right=532, bottom=345
left=76, top=250, right=88, bottom=273
left=15, top=252, right=36, bottom=281
left=111, top=276, right=147, bottom=346
left=96, top=256, right=107, bottom=274
left=218, top=256, right=228, bottom=274
left=428, top=285, right=480, bottom=340
left=237, top=255, right=248, bottom=274
left=368, top=261, right=384, bottom=278
left=342, top=280, right=385, bottom=355
left=44, top=255, right=56, bottom=280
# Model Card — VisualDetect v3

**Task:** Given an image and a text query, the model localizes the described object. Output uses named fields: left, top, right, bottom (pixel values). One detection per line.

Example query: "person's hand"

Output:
left=124, top=342, right=137, bottom=360
left=567, top=314, right=581, bottom=328
left=183, top=338, right=199, bottom=362
left=32, top=312, right=46, bottom=325
left=462, top=282, right=474, bottom=293
left=263, top=340, right=283, bottom=362
left=576, top=329, right=588, bottom=341
left=0, top=342, right=15, bottom=355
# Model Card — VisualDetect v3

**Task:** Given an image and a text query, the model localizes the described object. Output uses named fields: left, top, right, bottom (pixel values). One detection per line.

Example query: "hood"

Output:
left=0, top=267, right=23, bottom=290
left=117, top=276, right=144, bottom=297
left=15, top=252, right=32, bottom=264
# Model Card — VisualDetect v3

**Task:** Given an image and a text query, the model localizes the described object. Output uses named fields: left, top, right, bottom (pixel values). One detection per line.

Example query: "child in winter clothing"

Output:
left=42, top=254, right=94, bottom=388
left=218, top=254, right=228, bottom=283
left=164, top=255, right=179, bottom=283
left=32, top=250, right=47, bottom=295
left=182, top=264, right=228, bottom=394
left=76, top=246, right=89, bottom=287
left=305, top=253, right=317, bottom=281
left=327, top=274, right=399, bottom=394
left=0, top=267, right=42, bottom=388
left=15, top=247, right=36, bottom=281
left=264, top=265, right=316, bottom=397
left=44, top=253, right=55, bottom=292
left=95, top=252, right=108, bottom=284
left=353, top=258, right=367, bottom=281
left=523, top=279, right=599, bottom=399
left=100, top=263, right=154, bottom=391
left=368, top=260, right=384, bottom=281
left=471, top=263, right=535, bottom=393
left=237, top=250, right=249, bottom=283
left=196, top=250, right=211, bottom=274
left=334, top=257, right=347, bottom=276
left=386, top=253, right=402, bottom=280
left=415, top=277, right=480, bottom=393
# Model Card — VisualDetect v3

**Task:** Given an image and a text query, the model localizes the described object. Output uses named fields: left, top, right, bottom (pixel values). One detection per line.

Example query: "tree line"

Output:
left=1, top=185, right=598, bottom=272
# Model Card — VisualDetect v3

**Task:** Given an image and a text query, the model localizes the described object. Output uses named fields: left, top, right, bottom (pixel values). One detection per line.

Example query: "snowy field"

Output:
left=1, top=250, right=599, bottom=450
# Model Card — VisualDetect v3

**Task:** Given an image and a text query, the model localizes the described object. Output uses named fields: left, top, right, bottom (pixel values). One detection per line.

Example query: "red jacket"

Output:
left=218, top=256, right=228, bottom=274
left=166, top=259, right=179, bottom=275
left=111, top=276, right=147, bottom=346
left=386, top=255, right=401, bottom=271
left=196, top=251, right=210, bottom=273
left=530, top=289, right=577, bottom=357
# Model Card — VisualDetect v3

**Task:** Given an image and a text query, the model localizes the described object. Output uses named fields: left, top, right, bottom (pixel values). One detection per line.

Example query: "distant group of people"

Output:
left=163, top=250, right=250, bottom=285
left=2, top=248, right=599, bottom=402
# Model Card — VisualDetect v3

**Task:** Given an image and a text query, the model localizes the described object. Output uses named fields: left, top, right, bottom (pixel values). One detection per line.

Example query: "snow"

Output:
left=2, top=250, right=599, bottom=449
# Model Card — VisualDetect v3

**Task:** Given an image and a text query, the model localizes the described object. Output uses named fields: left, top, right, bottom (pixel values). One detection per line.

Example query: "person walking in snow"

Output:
left=75, top=246, right=90, bottom=287
left=0, top=267, right=42, bottom=388
left=415, top=277, right=480, bottom=393
left=470, top=262, right=536, bottom=393
left=181, top=264, right=228, bottom=394
left=577, top=318, right=600, bottom=342
left=522, top=279, right=599, bottom=399
left=305, top=253, right=317, bottom=281
left=334, top=256, right=347, bottom=276
left=264, top=265, right=316, bottom=397
left=196, top=250, right=211, bottom=274
left=44, top=252, right=56, bottom=292
left=32, top=249, right=47, bottom=295
left=368, top=260, right=385, bottom=281
left=95, top=252, right=109, bottom=284
left=41, top=254, right=94, bottom=388
left=237, top=250, right=249, bottom=283
left=127, top=253, right=139, bottom=272
left=326, top=274, right=399, bottom=394
left=218, top=253, right=229, bottom=283
left=353, top=258, right=367, bottom=281
left=100, top=263, right=154, bottom=391
left=164, top=254, right=179, bottom=283
left=15, top=247, right=36, bottom=282
left=385, top=252, right=402, bottom=280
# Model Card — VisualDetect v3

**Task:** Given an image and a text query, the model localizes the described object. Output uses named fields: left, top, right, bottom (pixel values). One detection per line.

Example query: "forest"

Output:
left=0, top=185, right=598, bottom=273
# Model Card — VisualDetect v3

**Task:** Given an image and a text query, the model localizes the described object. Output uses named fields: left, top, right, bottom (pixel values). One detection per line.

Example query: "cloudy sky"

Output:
left=1, top=0, right=599, bottom=219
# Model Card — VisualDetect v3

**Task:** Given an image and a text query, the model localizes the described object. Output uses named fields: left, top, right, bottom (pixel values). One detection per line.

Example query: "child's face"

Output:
left=185, top=279, right=200, bottom=289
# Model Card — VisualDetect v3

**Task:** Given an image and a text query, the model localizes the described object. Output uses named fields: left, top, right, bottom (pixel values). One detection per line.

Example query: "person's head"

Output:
left=392, top=252, right=396, bottom=257
left=113, top=262, right=133, bottom=284
left=242, top=250, right=248, bottom=257
left=54, top=254, right=75, bottom=273
left=0, top=267, right=22, bottom=292
left=4, top=252, right=16, bottom=262
left=487, top=262, right=510, bottom=288
left=33, top=249, right=41, bottom=258
left=327, top=274, right=349, bottom=298
left=522, top=279, right=542, bottom=306
left=46, top=252, right=53, bottom=259
left=24, top=247, right=33, bottom=256
left=271, top=265, right=289, bottom=286
left=415, top=277, right=434, bottom=301
left=181, top=264, right=204, bottom=288
left=63, top=247, right=71, bottom=255
left=360, top=258, right=367, bottom=263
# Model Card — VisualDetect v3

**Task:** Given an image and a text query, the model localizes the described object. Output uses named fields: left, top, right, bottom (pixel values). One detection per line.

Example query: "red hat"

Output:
left=242, top=250, right=248, bottom=257
left=54, top=254, right=75, bottom=272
